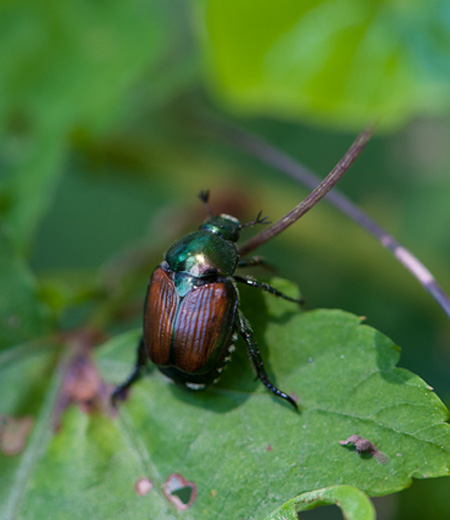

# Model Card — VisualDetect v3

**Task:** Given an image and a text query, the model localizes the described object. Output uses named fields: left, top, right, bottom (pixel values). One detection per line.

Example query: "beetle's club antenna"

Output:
left=198, top=190, right=214, bottom=218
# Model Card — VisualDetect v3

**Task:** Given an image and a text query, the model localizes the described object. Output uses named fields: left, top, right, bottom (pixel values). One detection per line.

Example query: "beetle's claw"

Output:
left=285, top=394, right=300, bottom=412
left=110, top=386, right=128, bottom=407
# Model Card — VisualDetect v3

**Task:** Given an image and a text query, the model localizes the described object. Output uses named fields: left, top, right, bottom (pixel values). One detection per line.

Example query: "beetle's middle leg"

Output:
left=238, top=311, right=298, bottom=411
left=234, top=275, right=304, bottom=305
left=111, top=336, right=148, bottom=406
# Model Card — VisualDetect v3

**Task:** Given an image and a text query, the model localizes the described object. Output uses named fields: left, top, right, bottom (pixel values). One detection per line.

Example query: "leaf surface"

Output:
left=0, top=229, right=51, bottom=349
left=1, top=280, right=449, bottom=519
left=0, top=0, right=171, bottom=248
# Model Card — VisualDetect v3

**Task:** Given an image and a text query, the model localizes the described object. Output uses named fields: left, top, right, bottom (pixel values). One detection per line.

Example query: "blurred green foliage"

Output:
left=1, top=1, right=450, bottom=519
left=0, top=0, right=175, bottom=249
left=196, top=0, right=450, bottom=128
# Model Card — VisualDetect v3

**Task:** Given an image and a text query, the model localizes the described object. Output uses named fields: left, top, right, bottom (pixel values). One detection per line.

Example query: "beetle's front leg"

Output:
left=234, top=275, right=304, bottom=305
left=238, top=311, right=298, bottom=411
left=111, top=336, right=148, bottom=406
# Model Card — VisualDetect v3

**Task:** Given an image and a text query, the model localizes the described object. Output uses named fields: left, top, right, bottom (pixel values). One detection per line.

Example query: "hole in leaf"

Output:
left=163, top=473, right=197, bottom=511
left=298, top=504, right=343, bottom=519
left=172, top=486, right=192, bottom=504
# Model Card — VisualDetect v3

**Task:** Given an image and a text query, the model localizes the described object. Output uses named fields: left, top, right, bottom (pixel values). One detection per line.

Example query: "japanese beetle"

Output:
left=112, top=191, right=301, bottom=410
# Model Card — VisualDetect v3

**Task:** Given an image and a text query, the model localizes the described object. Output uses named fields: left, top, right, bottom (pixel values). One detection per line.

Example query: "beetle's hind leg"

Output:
left=233, top=275, right=304, bottom=305
left=238, top=311, right=298, bottom=411
left=111, top=336, right=148, bottom=406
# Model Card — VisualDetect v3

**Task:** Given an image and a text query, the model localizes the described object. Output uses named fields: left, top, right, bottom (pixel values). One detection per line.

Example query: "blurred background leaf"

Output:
left=195, top=0, right=450, bottom=129
left=0, top=0, right=449, bottom=519
left=0, top=228, right=51, bottom=350
left=0, top=0, right=180, bottom=250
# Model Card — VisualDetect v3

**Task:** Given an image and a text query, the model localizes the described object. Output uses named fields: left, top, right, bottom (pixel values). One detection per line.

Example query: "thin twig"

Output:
left=208, top=119, right=450, bottom=319
left=238, top=125, right=374, bottom=256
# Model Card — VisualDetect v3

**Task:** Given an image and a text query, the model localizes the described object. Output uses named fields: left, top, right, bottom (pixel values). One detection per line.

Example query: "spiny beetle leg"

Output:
left=233, top=275, right=304, bottom=305
left=238, top=311, right=298, bottom=411
left=111, top=336, right=148, bottom=406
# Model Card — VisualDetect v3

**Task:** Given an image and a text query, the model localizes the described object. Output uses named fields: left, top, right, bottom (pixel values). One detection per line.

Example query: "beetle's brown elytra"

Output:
left=144, top=267, right=178, bottom=366
left=145, top=266, right=238, bottom=376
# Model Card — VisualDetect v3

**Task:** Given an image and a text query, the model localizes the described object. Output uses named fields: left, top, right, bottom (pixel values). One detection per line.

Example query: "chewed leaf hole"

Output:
left=172, top=486, right=193, bottom=504
left=299, top=505, right=343, bottom=519
left=163, top=473, right=197, bottom=510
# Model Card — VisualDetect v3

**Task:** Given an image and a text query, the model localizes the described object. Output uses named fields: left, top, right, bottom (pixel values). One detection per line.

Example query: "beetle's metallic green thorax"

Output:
left=165, top=214, right=241, bottom=279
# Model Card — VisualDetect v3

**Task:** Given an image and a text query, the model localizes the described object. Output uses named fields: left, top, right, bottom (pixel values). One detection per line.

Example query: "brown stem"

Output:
left=238, top=124, right=374, bottom=257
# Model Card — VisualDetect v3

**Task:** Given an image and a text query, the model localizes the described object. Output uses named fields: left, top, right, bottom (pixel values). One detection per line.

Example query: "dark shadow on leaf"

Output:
left=166, top=383, right=246, bottom=414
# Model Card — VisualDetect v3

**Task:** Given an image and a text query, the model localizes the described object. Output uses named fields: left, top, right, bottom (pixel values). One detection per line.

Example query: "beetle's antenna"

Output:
left=198, top=189, right=214, bottom=218
left=241, top=210, right=271, bottom=228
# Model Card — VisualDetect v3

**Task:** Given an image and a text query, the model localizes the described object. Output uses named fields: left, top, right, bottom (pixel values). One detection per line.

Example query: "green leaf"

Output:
left=0, top=340, right=59, bottom=514
left=0, top=1, right=170, bottom=127
left=0, top=228, right=51, bottom=349
left=1, top=280, right=449, bottom=519
left=266, top=484, right=375, bottom=520
left=196, top=0, right=450, bottom=129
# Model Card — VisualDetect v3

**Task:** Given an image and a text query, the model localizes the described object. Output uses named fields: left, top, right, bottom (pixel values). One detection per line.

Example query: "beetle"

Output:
left=112, top=191, right=302, bottom=410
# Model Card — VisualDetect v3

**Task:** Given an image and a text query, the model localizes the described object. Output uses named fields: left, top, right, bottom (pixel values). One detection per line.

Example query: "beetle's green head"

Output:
left=199, top=214, right=241, bottom=242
